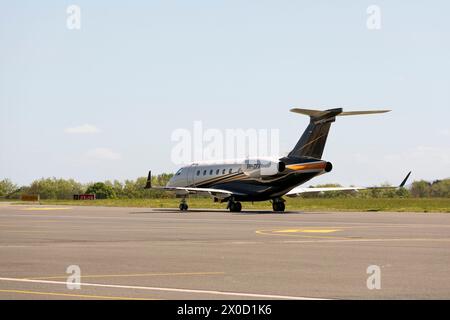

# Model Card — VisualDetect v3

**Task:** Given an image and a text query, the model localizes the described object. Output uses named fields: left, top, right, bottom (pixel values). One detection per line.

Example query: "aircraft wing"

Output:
left=286, top=172, right=411, bottom=197
left=144, top=171, right=244, bottom=198
left=151, top=186, right=244, bottom=198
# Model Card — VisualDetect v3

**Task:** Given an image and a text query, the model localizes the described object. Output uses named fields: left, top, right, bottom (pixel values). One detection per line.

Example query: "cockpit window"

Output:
left=175, top=168, right=183, bottom=176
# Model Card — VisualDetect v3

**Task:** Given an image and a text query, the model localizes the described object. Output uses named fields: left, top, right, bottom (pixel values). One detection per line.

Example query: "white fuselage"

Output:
left=167, top=158, right=282, bottom=188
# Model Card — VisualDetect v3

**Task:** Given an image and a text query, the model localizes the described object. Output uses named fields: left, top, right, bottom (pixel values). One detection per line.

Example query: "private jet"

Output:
left=145, top=108, right=410, bottom=212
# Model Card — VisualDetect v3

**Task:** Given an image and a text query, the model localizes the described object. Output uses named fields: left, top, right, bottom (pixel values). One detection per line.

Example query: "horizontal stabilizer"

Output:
left=339, top=110, right=391, bottom=116
left=290, top=108, right=391, bottom=118
left=287, top=107, right=391, bottom=159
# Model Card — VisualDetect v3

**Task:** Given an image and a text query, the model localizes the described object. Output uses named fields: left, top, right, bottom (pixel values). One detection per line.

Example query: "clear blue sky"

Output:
left=1, top=1, right=449, bottom=186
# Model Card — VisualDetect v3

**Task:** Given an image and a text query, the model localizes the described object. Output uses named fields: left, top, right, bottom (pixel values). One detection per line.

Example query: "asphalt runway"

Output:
left=0, top=202, right=450, bottom=300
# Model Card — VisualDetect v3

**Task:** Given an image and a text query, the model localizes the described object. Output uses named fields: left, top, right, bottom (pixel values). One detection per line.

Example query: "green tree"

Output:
left=86, top=182, right=116, bottom=199
left=430, top=179, right=450, bottom=198
left=395, top=187, right=410, bottom=198
left=111, top=180, right=125, bottom=198
left=28, top=178, right=83, bottom=199
left=152, top=173, right=174, bottom=187
left=410, top=180, right=431, bottom=198
left=0, top=179, right=18, bottom=197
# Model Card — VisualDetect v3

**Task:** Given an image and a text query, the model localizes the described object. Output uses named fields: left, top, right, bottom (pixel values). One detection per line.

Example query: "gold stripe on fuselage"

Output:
left=189, top=172, right=244, bottom=187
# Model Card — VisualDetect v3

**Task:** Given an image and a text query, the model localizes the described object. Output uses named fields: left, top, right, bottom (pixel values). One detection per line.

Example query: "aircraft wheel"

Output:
left=272, top=202, right=285, bottom=212
left=229, top=202, right=242, bottom=212
left=179, top=203, right=188, bottom=211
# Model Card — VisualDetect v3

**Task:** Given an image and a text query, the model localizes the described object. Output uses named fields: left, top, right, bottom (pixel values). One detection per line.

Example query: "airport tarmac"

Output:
left=0, top=202, right=449, bottom=300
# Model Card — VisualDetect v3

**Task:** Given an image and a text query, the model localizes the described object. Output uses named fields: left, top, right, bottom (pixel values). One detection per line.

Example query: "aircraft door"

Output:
left=186, top=164, right=198, bottom=186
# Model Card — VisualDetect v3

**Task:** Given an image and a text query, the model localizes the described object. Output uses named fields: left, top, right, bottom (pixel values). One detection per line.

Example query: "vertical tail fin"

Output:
left=288, top=108, right=390, bottom=159
left=144, top=171, right=152, bottom=189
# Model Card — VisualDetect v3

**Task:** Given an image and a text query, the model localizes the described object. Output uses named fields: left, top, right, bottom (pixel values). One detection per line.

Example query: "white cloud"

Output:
left=85, top=148, right=121, bottom=161
left=437, top=129, right=450, bottom=137
left=65, top=124, right=101, bottom=134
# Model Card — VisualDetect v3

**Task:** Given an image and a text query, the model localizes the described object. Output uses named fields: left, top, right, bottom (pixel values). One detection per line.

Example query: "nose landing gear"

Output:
left=179, top=198, right=189, bottom=211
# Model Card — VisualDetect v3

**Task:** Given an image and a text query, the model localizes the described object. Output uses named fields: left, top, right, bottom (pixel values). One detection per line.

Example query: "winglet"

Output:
left=399, top=171, right=412, bottom=188
left=144, top=170, right=152, bottom=189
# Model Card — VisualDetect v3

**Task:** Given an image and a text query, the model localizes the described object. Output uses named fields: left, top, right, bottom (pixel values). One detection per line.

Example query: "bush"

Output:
left=0, top=179, right=18, bottom=197
left=86, top=182, right=116, bottom=199
left=28, top=178, right=84, bottom=200
left=1, top=175, right=448, bottom=200
left=410, top=180, right=431, bottom=197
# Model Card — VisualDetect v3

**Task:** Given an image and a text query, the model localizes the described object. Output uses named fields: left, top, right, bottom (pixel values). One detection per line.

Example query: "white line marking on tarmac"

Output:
left=0, top=214, right=436, bottom=231
left=0, top=277, right=326, bottom=300
left=282, top=238, right=450, bottom=244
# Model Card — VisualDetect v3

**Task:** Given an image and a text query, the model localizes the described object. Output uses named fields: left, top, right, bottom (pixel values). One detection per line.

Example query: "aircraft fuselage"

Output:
left=167, top=157, right=332, bottom=202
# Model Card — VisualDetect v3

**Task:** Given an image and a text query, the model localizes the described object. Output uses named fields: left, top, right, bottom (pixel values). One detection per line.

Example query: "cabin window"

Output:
left=216, top=169, right=219, bottom=175
left=203, top=170, right=207, bottom=175
left=209, top=169, right=213, bottom=175
left=229, top=168, right=232, bottom=174
left=196, top=170, right=200, bottom=176
left=222, top=169, right=226, bottom=174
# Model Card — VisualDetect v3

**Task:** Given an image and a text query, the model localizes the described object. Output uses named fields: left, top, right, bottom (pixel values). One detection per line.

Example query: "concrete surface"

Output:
left=0, top=203, right=449, bottom=299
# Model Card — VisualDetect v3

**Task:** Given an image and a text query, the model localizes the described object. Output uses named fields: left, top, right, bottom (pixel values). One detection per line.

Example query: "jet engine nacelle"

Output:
left=242, top=160, right=286, bottom=178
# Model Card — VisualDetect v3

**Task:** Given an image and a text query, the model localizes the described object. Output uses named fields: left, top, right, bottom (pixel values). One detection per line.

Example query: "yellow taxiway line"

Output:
left=0, top=289, right=154, bottom=300
left=0, top=277, right=325, bottom=300
left=26, top=271, right=225, bottom=280
left=21, top=207, right=72, bottom=211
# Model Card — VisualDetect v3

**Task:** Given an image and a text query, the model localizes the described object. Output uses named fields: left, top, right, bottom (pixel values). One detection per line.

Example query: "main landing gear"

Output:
left=227, top=200, right=242, bottom=212
left=179, top=198, right=188, bottom=211
left=272, top=198, right=285, bottom=212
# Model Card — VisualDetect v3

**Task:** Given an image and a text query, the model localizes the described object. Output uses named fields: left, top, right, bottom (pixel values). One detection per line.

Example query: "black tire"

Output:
left=273, top=202, right=285, bottom=212
left=179, top=203, right=188, bottom=211
left=229, top=202, right=242, bottom=212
